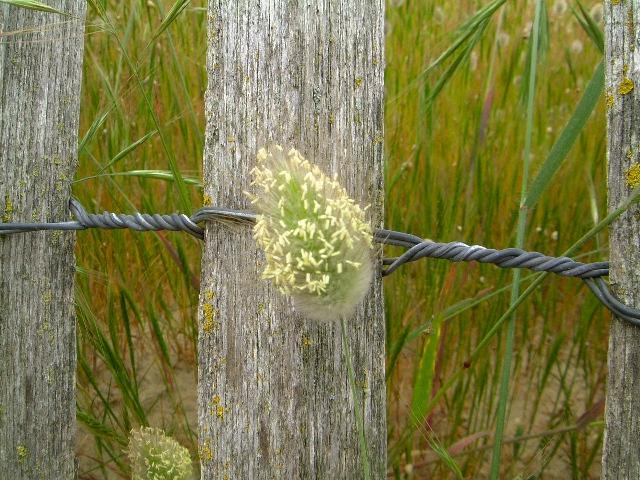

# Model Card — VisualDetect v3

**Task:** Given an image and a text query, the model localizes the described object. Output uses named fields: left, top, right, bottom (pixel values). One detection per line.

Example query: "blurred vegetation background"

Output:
left=71, top=0, right=607, bottom=478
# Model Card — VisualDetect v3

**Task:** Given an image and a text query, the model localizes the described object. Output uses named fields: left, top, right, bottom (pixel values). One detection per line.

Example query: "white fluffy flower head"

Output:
left=246, top=145, right=374, bottom=321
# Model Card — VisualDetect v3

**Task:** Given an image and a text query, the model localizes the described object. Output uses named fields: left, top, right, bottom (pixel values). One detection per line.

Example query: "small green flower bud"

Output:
left=127, top=427, right=193, bottom=480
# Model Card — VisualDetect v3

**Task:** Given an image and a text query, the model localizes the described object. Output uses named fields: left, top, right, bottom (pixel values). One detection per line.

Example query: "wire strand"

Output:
left=0, top=198, right=636, bottom=325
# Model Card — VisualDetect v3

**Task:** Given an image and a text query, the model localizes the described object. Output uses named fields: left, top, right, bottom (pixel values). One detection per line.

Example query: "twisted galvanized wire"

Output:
left=0, top=198, right=637, bottom=326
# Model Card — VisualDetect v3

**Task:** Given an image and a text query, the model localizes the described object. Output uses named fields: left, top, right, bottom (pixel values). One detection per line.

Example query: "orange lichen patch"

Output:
left=203, top=194, right=212, bottom=206
left=625, top=162, right=640, bottom=189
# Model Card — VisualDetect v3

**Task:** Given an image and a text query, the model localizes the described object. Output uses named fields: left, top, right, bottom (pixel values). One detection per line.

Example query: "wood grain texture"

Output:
left=198, top=1, right=385, bottom=478
left=602, top=2, right=640, bottom=478
left=0, top=2, right=85, bottom=478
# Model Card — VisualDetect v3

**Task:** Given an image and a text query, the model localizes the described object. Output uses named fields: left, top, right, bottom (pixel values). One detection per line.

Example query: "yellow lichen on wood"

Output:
left=619, top=76, right=634, bottom=95
left=215, top=405, right=225, bottom=419
left=199, top=441, right=213, bottom=462
left=625, top=162, right=640, bottom=188
left=202, top=303, right=219, bottom=333
left=210, top=395, right=225, bottom=419
left=606, top=90, right=615, bottom=109
left=619, top=65, right=635, bottom=95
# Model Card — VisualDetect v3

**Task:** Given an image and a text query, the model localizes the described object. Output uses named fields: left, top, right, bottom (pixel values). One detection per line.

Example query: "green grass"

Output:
left=66, top=0, right=612, bottom=478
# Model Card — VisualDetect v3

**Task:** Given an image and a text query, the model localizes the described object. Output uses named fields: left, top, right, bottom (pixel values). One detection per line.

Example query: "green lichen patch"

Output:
left=3, top=195, right=13, bottom=222
left=42, top=289, right=53, bottom=305
left=16, top=444, right=28, bottom=463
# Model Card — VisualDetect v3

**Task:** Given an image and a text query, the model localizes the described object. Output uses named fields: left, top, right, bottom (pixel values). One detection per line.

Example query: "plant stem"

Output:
left=489, top=1, right=543, bottom=478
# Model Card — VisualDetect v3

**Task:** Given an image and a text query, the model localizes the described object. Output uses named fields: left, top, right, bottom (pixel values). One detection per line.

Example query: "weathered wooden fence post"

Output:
left=0, top=2, right=85, bottom=478
left=602, top=3, right=640, bottom=478
left=198, top=1, right=385, bottom=478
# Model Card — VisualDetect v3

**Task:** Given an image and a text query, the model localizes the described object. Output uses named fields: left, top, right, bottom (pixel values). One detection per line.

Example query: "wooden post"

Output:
left=602, top=3, right=640, bottom=478
left=0, top=2, right=85, bottom=478
left=198, top=1, right=385, bottom=478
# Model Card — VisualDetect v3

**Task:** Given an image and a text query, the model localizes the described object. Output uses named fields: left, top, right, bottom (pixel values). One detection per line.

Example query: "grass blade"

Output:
left=98, top=130, right=158, bottom=174
left=572, top=0, right=604, bottom=54
left=390, top=0, right=505, bottom=103
left=410, top=315, right=442, bottom=424
left=78, top=107, right=114, bottom=153
left=74, top=169, right=202, bottom=188
left=0, top=0, right=69, bottom=15
left=525, top=61, right=604, bottom=209
left=519, top=0, right=548, bottom=104
left=148, top=0, right=191, bottom=46
left=425, top=436, right=464, bottom=480
left=425, top=24, right=487, bottom=105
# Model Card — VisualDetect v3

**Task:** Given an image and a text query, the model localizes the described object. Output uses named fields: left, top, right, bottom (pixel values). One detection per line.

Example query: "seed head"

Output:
left=552, top=0, right=567, bottom=17
left=127, top=427, right=192, bottom=480
left=246, top=145, right=374, bottom=321
left=590, top=3, right=603, bottom=24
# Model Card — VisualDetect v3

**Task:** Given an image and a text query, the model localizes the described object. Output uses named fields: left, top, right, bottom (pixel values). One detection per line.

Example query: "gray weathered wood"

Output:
left=198, top=1, right=385, bottom=478
left=602, top=3, right=640, bottom=478
left=0, top=2, right=85, bottom=478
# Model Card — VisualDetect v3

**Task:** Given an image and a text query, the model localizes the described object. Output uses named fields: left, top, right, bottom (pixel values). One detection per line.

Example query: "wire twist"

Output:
left=0, top=198, right=637, bottom=326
